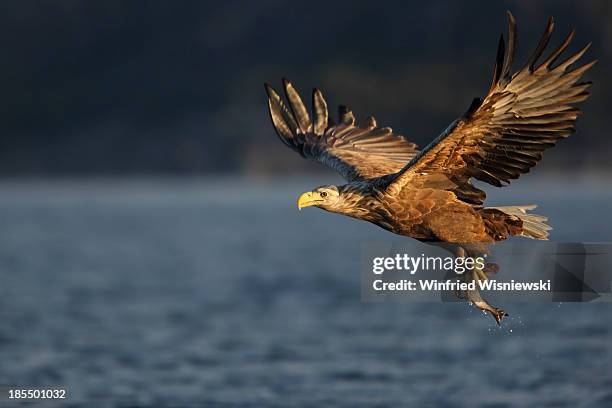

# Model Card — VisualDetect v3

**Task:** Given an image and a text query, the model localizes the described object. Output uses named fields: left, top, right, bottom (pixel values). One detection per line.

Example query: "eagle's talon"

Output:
left=466, top=284, right=508, bottom=325
left=490, top=308, right=508, bottom=325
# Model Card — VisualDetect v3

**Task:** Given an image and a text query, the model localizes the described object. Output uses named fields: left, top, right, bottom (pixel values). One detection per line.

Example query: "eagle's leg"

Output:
left=473, top=264, right=489, bottom=283
left=455, top=245, right=508, bottom=325
left=465, top=274, right=508, bottom=325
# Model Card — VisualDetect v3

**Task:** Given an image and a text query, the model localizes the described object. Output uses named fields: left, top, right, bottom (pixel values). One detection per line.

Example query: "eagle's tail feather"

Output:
left=489, top=205, right=551, bottom=240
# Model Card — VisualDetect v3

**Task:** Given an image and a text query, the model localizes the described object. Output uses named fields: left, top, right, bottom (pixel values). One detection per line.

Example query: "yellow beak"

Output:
left=297, top=191, right=322, bottom=210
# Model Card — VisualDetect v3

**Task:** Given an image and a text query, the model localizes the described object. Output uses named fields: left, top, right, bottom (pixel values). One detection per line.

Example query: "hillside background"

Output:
left=0, top=0, right=609, bottom=176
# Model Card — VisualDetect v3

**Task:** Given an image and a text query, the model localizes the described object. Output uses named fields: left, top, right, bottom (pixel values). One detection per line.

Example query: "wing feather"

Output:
left=312, top=88, right=328, bottom=135
left=265, top=80, right=419, bottom=181
left=283, top=79, right=312, bottom=134
left=265, top=84, right=299, bottom=148
left=387, top=12, right=595, bottom=203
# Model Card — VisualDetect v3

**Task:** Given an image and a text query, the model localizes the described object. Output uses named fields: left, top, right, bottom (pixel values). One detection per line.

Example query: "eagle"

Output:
left=264, top=12, right=595, bottom=324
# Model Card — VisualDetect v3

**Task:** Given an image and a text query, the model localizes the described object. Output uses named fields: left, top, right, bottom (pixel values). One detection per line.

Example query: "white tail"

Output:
left=489, top=205, right=551, bottom=240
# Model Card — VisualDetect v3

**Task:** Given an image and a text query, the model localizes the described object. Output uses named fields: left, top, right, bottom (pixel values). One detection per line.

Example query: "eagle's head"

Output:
left=297, top=185, right=342, bottom=212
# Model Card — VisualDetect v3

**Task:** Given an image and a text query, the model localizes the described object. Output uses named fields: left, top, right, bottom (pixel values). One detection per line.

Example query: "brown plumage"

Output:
left=265, top=13, right=595, bottom=323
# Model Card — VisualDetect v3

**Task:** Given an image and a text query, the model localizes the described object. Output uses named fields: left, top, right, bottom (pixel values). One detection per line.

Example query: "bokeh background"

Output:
left=0, top=1, right=610, bottom=406
left=0, top=0, right=610, bottom=176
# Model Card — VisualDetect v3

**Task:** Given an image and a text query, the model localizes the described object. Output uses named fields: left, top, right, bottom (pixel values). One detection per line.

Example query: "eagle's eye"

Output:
left=320, top=191, right=328, bottom=198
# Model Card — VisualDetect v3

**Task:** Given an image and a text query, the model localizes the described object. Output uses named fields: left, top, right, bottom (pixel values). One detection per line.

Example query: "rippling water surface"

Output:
left=0, top=176, right=611, bottom=407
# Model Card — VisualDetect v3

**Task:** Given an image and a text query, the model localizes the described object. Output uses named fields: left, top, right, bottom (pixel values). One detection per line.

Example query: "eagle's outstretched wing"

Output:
left=265, top=79, right=418, bottom=182
left=387, top=12, right=595, bottom=204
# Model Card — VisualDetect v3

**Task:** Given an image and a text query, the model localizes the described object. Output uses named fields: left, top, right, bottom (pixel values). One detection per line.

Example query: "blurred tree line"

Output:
left=0, top=0, right=609, bottom=176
